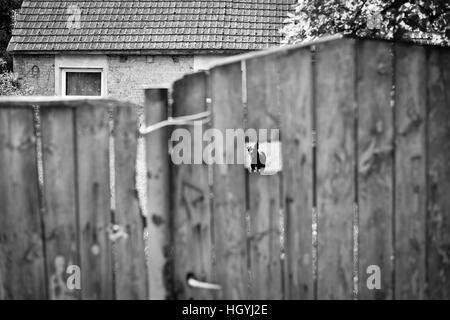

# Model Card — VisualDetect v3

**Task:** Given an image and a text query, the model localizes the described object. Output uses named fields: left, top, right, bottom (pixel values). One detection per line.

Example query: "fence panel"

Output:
left=75, top=104, right=112, bottom=300
left=171, top=72, right=215, bottom=300
left=210, top=62, right=249, bottom=299
left=166, top=38, right=450, bottom=300
left=356, top=40, right=394, bottom=300
left=0, top=98, right=146, bottom=300
left=426, top=47, right=450, bottom=300
left=394, top=44, right=427, bottom=300
left=144, top=89, right=171, bottom=300
left=278, top=47, right=314, bottom=300
left=246, top=55, right=283, bottom=299
left=315, top=39, right=356, bottom=300
left=0, top=107, right=46, bottom=299
left=41, top=107, right=79, bottom=300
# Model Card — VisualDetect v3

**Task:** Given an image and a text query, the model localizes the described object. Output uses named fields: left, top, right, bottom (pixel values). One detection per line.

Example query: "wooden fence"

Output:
left=0, top=36, right=449, bottom=300
left=0, top=97, right=147, bottom=299
left=157, top=36, right=450, bottom=300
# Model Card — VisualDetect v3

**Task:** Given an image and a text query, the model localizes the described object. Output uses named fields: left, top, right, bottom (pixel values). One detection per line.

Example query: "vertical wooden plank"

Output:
left=356, top=40, right=394, bottom=300
left=211, top=62, right=248, bottom=299
left=41, top=107, right=79, bottom=300
left=426, top=47, right=450, bottom=299
left=143, top=89, right=172, bottom=299
left=316, top=39, right=356, bottom=299
left=0, top=107, right=46, bottom=299
left=246, top=55, right=283, bottom=299
left=171, top=73, right=214, bottom=300
left=278, top=47, right=313, bottom=299
left=394, top=43, right=427, bottom=300
left=114, top=105, right=148, bottom=299
left=76, top=103, right=113, bottom=299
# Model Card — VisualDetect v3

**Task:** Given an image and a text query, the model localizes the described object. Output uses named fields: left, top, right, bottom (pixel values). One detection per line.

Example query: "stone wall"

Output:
left=12, top=54, right=230, bottom=105
left=107, top=55, right=195, bottom=105
left=13, top=55, right=55, bottom=96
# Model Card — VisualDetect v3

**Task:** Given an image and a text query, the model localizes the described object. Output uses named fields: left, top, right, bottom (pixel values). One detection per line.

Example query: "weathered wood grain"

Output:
left=356, top=40, right=394, bottom=300
left=113, top=106, right=148, bottom=299
left=171, top=73, right=215, bottom=300
left=1, top=38, right=450, bottom=301
left=394, top=43, right=427, bottom=300
left=278, top=47, right=314, bottom=299
left=143, top=89, right=172, bottom=299
left=41, top=107, right=79, bottom=300
left=246, top=55, right=283, bottom=299
left=75, top=105, right=112, bottom=299
left=315, top=39, right=356, bottom=299
left=426, top=47, right=450, bottom=300
left=210, top=62, right=248, bottom=299
left=0, top=108, right=46, bottom=299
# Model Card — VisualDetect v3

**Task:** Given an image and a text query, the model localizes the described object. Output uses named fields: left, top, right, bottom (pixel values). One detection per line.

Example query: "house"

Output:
left=7, top=0, right=294, bottom=104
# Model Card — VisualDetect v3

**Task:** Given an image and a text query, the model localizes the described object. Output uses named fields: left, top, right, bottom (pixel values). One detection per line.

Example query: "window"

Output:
left=55, top=56, right=107, bottom=97
left=61, top=68, right=103, bottom=97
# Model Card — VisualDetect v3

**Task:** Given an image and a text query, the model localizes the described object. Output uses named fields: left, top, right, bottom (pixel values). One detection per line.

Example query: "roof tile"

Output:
left=8, top=0, right=294, bottom=52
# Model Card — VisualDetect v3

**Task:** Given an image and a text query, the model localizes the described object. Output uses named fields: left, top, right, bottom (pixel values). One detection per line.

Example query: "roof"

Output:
left=8, top=0, right=295, bottom=53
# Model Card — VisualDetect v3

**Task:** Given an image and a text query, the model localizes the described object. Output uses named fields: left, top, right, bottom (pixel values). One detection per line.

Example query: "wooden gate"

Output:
left=145, top=36, right=450, bottom=300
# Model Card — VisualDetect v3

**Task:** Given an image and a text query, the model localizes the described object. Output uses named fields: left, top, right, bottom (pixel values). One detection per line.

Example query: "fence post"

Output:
left=143, top=88, right=171, bottom=299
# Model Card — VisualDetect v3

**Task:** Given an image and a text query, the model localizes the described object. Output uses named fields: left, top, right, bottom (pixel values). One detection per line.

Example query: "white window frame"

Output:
left=61, top=68, right=104, bottom=97
left=55, top=55, right=108, bottom=97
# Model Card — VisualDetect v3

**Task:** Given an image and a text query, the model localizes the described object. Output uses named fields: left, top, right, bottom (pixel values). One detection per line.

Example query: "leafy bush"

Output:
left=0, top=58, right=34, bottom=95
left=282, top=0, right=450, bottom=45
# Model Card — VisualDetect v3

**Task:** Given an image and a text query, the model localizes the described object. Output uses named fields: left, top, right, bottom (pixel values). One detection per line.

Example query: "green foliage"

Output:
left=282, top=0, right=450, bottom=45
left=0, top=58, right=34, bottom=95
left=0, top=0, right=23, bottom=70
